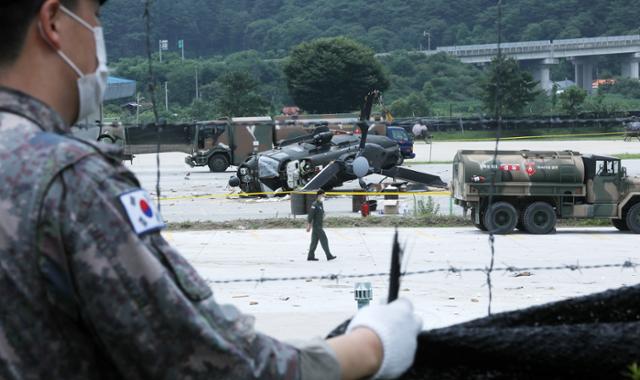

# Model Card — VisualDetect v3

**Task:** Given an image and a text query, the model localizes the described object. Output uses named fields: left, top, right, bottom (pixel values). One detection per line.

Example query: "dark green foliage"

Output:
left=283, top=37, right=389, bottom=113
left=101, top=0, right=640, bottom=60
left=600, top=78, right=640, bottom=99
left=584, top=91, right=621, bottom=115
left=628, top=363, right=640, bottom=380
left=482, top=56, right=540, bottom=116
left=101, top=0, right=640, bottom=121
left=379, top=52, right=483, bottom=103
left=389, top=92, right=432, bottom=118
left=108, top=52, right=286, bottom=121
left=213, top=71, right=270, bottom=117
left=559, top=86, right=588, bottom=116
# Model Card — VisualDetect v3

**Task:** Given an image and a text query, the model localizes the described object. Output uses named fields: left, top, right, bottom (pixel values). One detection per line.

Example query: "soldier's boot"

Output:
left=308, top=233, right=319, bottom=261
left=318, top=230, right=335, bottom=261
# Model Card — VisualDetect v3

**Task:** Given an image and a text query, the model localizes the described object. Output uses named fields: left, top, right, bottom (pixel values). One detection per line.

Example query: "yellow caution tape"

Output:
left=447, top=131, right=625, bottom=142
left=158, top=190, right=451, bottom=202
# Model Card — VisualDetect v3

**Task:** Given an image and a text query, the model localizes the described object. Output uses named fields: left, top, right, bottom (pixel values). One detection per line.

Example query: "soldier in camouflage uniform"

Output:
left=0, top=0, right=422, bottom=379
left=306, top=190, right=337, bottom=261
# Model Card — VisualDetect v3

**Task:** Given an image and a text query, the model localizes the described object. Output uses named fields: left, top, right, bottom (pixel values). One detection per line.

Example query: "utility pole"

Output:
left=195, top=66, right=200, bottom=100
left=164, top=81, right=169, bottom=112
left=136, top=93, right=141, bottom=125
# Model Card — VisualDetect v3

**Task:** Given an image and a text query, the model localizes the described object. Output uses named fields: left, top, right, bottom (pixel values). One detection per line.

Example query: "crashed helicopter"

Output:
left=228, top=91, right=447, bottom=213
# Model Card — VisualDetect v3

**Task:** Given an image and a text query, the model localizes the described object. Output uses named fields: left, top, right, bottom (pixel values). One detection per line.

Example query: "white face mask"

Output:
left=49, top=6, right=109, bottom=125
left=318, top=196, right=325, bottom=202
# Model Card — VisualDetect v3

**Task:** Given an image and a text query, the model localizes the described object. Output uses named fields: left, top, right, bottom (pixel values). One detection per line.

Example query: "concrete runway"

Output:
left=165, top=227, right=640, bottom=341
left=124, top=139, right=640, bottom=223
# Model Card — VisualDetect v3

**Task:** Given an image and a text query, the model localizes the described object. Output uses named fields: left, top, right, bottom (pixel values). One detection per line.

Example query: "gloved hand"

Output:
left=347, top=298, right=422, bottom=379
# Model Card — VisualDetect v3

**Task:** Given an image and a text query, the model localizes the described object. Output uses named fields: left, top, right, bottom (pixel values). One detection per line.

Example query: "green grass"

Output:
left=406, top=160, right=453, bottom=165
left=166, top=216, right=614, bottom=231
left=405, top=155, right=640, bottom=165
left=614, top=153, right=640, bottom=160
left=167, top=216, right=469, bottom=231
left=417, top=127, right=626, bottom=142
left=430, top=95, right=640, bottom=119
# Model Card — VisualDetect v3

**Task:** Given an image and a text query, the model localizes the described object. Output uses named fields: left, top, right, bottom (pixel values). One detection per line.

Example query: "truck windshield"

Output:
left=391, top=129, right=409, bottom=141
left=596, top=160, right=619, bottom=176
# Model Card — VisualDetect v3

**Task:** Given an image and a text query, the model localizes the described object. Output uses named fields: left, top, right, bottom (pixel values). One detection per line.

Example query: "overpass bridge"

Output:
left=424, top=35, right=640, bottom=93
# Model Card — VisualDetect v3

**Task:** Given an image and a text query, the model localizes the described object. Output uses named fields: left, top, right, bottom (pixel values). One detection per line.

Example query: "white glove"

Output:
left=347, top=298, right=423, bottom=379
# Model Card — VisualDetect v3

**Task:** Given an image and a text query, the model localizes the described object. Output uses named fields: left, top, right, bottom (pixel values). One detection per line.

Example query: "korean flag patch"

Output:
left=119, top=189, right=165, bottom=235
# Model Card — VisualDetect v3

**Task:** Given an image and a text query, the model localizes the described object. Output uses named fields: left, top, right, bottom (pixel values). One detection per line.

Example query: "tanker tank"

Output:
left=452, top=150, right=585, bottom=201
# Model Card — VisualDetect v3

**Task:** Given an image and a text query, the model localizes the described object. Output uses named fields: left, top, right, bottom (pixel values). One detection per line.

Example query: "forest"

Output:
left=102, top=0, right=640, bottom=59
left=101, top=0, right=640, bottom=121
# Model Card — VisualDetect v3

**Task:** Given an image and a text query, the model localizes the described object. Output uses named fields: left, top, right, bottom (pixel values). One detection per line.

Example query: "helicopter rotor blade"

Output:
left=379, top=167, right=448, bottom=189
left=301, top=161, right=344, bottom=191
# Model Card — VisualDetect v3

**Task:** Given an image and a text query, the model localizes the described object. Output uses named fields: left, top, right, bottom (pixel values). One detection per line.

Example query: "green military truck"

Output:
left=99, top=117, right=276, bottom=172
left=184, top=117, right=275, bottom=172
left=451, top=150, right=640, bottom=234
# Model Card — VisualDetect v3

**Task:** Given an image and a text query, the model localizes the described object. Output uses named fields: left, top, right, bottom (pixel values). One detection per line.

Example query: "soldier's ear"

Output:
left=37, top=0, right=65, bottom=50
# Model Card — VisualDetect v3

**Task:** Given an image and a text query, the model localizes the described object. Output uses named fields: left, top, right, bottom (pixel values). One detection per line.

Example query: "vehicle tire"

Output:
left=471, top=208, right=487, bottom=231
left=483, top=202, right=518, bottom=234
left=625, top=203, right=640, bottom=234
left=97, top=134, right=115, bottom=143
left=522, top=202, right=557, bottom=235
left=208, top=154, right=229, bottom=172
left=612, top=218, right=629, bottom=231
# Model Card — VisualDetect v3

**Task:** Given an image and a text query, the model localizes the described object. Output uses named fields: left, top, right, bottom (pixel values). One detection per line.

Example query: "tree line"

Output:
left=101, top=0, right=640, bottom=60
left=106, top=37, right=640, bottom=124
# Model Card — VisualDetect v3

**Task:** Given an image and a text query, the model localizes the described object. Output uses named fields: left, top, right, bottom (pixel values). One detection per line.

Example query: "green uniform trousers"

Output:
left=308, top=227, right=332, bottom=259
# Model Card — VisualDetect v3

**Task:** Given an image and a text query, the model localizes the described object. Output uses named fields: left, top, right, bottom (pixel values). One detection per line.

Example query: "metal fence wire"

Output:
left=204, top=260, right=639, bottom=285
left=139, top=0, right=639, bottom=318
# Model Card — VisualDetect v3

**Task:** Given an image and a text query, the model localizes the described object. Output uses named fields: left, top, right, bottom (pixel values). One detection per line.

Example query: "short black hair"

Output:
left=317, top=190, right=325, bottom=196
left=0, top=0, right=88, bottom=66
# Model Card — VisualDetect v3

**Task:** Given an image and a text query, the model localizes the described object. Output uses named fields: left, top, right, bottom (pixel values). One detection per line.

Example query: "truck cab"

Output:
left=583, top=155, right=623, bottom=206
left=185, top=121, right=233, bottom=172
left=185, top=117, right=276, bottom=172
left=386, top=126, right=416, bottom=160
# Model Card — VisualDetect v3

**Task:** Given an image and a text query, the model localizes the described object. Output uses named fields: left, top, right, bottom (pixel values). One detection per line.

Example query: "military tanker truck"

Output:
left=451, top=150, right=640, bottom=234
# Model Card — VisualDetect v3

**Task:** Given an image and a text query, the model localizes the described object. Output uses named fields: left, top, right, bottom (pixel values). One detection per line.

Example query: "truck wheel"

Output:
left=208, top=154, right=229, bottom=172
left=626, top=203, right=640, bottom=234
left=611, top=218, right=629, bottom=231
left=471, top=208, right=487, bottom=231
left=98, top=134, right=115, bottom=143
left=483, top=202, right=518, bottom=234
left=522, top=202, right=556, bottom=234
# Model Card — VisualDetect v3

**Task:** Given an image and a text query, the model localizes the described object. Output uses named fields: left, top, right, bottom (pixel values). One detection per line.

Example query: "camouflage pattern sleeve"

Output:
left=37, top=154, right=340, bottom=380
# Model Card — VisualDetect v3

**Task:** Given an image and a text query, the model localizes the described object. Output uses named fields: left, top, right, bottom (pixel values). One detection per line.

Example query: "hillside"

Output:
left=102, top=0, right=640, bottom=60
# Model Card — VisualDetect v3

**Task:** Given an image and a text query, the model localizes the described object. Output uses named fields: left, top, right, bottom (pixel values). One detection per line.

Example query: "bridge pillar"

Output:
left=529, top=58, right=559, bottom=93
left=572, top=57, right=596, bottom=94
left=621, top=53, right=640, bottom=79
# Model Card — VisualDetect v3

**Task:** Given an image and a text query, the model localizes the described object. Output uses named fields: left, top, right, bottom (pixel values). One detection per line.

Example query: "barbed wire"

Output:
left=204, top=260, right=638, bottom=285
left=485, top=0, right=504, bottom=317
